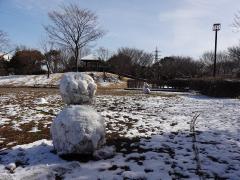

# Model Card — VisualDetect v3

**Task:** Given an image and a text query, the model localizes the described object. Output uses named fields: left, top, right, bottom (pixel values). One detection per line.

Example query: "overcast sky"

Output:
left=1, top=0, right=240, bottom=59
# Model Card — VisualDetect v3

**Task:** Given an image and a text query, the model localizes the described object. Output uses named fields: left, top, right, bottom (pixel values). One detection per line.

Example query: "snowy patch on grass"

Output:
left=28, top=127, right=40, bottom=133
left=34, top=98, right=48, bottom=105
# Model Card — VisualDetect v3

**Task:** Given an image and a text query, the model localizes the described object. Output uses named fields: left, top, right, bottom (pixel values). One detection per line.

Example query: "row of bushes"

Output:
left=163, top=78, right=240, bottom=98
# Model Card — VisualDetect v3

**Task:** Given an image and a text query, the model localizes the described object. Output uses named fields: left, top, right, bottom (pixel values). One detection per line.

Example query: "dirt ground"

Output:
left=0, top=88, right=61, bottom=150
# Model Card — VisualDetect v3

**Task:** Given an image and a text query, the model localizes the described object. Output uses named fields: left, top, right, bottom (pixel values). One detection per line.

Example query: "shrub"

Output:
left=10, top=49, right=44, bottom=75
left=190, top=79, right=240, bottom=98
left=0, top=60, right=9, bottom=76
left=162, top=78, right=240, bottom=98
left=165, top=79, right=190, bottom=90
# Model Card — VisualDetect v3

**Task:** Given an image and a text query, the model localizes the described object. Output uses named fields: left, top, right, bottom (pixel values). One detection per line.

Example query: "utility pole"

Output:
left=212, top=23, right=221, bottom=77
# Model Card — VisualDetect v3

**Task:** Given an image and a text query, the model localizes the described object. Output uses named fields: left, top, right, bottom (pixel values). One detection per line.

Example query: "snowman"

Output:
left=51, top=72, right=106, bottom=155
left=143, top=82, right=151, bottom=94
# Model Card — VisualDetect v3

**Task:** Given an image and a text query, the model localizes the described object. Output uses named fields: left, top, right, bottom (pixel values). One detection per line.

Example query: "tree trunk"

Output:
left=75, top=46, right=79, bottom=72
left=47, top=69, right=50, bottom=78
left=75, top=54, right=78, bottom=72
left=46, top=61, right=50, bottom=78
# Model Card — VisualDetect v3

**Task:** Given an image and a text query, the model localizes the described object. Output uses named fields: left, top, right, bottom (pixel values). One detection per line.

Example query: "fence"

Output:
left=127, top=80, right=145, bottom=89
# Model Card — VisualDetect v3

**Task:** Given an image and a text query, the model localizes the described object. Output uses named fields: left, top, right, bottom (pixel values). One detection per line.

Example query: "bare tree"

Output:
left=81, top=46, right=92, bottom=58
left=44, top=3, right=105, bottom=71
left=0, top=30, right=10, bottom=57
left=228, top=45, right=240, bottom=64
left=200, top=51, right=233, bottom=76
left=228, top=45, right=240, bottom=75
left=200, top=51, right=215, bottom=67
left=59, top=48, right=75, bottom=71
left=40, top=39, right=54, bottom=78
left=117, top=47, right=154, bottom=66
left=96, top=47, right=111, bottom=61
left=233, top=11, right=240, bottom=31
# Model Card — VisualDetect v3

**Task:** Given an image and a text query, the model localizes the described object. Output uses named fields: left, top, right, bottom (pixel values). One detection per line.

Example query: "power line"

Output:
left=153, top=46, right=161, bottom=63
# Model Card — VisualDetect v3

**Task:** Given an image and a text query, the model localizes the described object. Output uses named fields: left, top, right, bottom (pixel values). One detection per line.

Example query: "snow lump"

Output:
left=34, top=97, right=48, bottom=104
left=59, top=72, right=97, bottom=105
left=51, top=105, right=106, bottom=155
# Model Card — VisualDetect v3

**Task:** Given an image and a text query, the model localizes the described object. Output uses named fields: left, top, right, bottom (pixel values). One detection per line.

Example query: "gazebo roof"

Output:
left=81, top=54, right=100, bottom=61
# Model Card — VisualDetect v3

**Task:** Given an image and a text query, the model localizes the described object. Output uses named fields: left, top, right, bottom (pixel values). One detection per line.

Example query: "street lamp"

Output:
left=212, top=23, right=221, bottom=77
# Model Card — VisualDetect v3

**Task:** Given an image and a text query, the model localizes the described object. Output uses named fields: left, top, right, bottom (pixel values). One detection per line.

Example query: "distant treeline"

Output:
left=1, top=46, right=240, bottom=82
left=107, top=47, right=240, bottom=82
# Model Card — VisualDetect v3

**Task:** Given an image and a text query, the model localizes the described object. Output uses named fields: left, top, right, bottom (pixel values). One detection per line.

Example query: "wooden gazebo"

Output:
left=81, top=54, right=101, bottom=70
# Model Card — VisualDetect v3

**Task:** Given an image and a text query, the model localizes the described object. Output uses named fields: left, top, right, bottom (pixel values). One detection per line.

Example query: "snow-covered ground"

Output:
left=0, top=72, right=123, bottom=88
left=0, top=89, right=240, bottom=179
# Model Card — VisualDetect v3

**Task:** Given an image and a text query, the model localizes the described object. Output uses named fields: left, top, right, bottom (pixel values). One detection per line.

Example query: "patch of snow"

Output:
left=5, top=163, right=16, bottom=172
left=122, top=171, right=147, bottom=179
left=93, top=146, right=115, bottom=160
left=0, top=72, right=123, bottom=88
left=28, top=127, right=40, bottom=133
left=6, top=142, right=16, bottom=146
left=95, top=76, right=119, bottom=86
left=0, top=74, right=63, bottom=87
left=0, top=118, right=11, bottom=125
left=34, top=98, right=48, bottom=105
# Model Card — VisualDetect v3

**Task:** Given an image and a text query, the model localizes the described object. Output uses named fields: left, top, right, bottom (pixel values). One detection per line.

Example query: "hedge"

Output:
left=164, top=78, right=240, bottom=98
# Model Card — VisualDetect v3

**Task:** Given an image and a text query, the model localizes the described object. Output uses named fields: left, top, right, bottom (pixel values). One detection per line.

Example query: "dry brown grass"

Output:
left=0, top=88, right=61, bottom=150
left=0, top=87, right=59, bottom=94
left=0, top=122, right=51, bottom=150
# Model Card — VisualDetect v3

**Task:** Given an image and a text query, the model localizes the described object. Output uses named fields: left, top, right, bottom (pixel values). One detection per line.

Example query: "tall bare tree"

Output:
left=0, top=30, right=10, bottom=57
left=58, top=48, right=75, bottom=71
left=200, top=51, right=215, bottom=67
left=228, top=45, right=240, bottom=75
left=96, top=47, right=111, bottom=61
left=117, top=47, right=154, bottom=66
left=40, top=39, right=54, bottom=78
left=40, top=38, right=62, bottom=78
left=233, top=11, right=240, bottom=30
left=200, top=51, right=233, bottom=76
left=228, top=45, right=240, bottom=63
left=44, top=3, right=105, bottom=71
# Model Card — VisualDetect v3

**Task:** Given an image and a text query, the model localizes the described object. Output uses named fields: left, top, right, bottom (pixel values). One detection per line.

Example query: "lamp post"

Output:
left=212, top=23, right=221, bottom=77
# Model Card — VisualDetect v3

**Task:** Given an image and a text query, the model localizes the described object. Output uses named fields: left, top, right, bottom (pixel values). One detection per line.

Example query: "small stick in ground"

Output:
left=190, top=113, right=200, bottom=133
left=190, top=114, right=205, bottom=180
